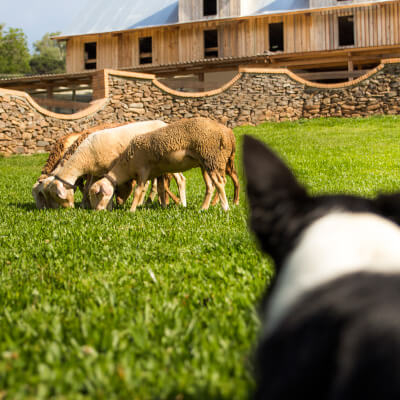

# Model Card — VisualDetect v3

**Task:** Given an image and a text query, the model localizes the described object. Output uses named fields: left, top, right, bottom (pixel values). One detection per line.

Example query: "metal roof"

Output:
left=58, top=0, right=390, bottom=38
left=59, top=0, right=312, bottom=38
left=61, top=0, right=179, bottom=37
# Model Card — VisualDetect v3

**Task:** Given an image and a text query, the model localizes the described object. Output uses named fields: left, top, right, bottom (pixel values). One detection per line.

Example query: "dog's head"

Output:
left=243, top=135, right=400, bottom=331
left=243, top=135, right=400, bottom=267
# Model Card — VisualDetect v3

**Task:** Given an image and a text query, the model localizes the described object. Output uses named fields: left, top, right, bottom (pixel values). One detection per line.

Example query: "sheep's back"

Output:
left=58, top=120, right=166, bottom=175
left=127, top=118, right=233, bottom=171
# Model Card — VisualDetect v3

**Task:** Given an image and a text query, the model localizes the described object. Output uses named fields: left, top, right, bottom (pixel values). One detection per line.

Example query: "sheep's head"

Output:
left=89, top=178, right=114, bottom=210
left=32, top=179, right=48, bottom=209
left=45, top=178, right=75, bottom=208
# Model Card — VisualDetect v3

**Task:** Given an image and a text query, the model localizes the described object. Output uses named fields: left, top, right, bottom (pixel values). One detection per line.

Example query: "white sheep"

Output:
left=89, top=117, right=238, bottom=212
left=32, top=122, right=124, bottom=209
left=41, top=120, right=186, bottom=209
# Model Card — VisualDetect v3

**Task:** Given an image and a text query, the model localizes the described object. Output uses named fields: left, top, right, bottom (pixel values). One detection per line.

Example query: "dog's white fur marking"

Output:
left=265, top=212, right=400, bottom=335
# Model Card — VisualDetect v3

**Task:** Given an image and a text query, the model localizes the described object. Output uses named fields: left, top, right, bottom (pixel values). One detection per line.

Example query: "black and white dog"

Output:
left=243, top=135, right=400, bottom=400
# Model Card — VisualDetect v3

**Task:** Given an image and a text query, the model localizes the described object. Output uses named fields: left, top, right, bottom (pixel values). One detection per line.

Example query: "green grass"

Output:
left=1, top=116, right=400, bottom=399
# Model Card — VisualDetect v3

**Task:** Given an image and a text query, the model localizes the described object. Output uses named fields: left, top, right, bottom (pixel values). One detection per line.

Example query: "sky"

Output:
left=0, top=0, right=91, bottom=51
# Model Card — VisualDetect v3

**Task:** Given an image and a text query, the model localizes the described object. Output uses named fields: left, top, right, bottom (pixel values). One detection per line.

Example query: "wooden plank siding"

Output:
left=179, top=0, right=240, bottom=22
left=65, top=2, right=400, bottom=73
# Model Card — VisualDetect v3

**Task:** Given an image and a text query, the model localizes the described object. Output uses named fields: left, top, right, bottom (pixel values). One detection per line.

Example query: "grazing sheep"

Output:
left=89, top=117, right=237, bottom=212
left=41, top=120, right=169, bottom=209
left=32, top=123, right=122, bottom=209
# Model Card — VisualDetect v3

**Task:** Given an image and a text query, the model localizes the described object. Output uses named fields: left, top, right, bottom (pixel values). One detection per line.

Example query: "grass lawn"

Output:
left=1, top=116, right=400, bottom=399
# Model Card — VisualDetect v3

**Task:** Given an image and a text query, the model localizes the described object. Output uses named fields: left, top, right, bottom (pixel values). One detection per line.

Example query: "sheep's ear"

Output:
left=243, top=135, right=307, bottom=209
left=56, top=184, right=68, bottom=199
left=91, top=184, right=101, bottom=195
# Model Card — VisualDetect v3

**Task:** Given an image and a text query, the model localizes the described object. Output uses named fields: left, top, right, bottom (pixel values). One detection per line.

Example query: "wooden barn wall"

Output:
left=220, top=0, right=241, bottom=18
left=179, top=0, right=240, bottom=22
left=65, top=2, right=400, bottom=73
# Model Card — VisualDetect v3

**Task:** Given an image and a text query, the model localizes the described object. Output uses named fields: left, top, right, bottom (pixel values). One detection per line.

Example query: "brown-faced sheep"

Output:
left=89, top=117, right=238, bottom=212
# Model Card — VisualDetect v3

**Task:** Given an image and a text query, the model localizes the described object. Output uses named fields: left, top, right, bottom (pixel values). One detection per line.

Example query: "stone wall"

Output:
left=1, top=60, right=400, bottom=155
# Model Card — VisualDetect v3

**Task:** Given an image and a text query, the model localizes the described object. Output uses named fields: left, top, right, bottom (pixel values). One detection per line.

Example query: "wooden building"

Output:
left=55, top=0, right=400, bottom=84
left=2, top=0, right=400, bottom=114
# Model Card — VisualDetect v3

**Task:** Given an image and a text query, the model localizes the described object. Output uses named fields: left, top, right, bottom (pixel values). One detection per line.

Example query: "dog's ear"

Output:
left=243, top=135, right=306, bottom=208
left=374, top=193, right=400, bottom=226
left=243, top=136, right=309, bottom=263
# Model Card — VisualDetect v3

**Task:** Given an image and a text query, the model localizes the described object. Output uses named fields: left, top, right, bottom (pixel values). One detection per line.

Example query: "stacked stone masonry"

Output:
left=1, top=61, right=400, bottom=155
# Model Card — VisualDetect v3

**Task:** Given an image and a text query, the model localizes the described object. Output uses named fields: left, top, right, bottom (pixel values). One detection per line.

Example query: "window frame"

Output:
left=204, top=29, right=219, bottom=58
left=139, top=36, right=153, bottom=65
left=338, top=15, right=355, bottom=47
left=268, top=22, right=284, bottom=52
left=203, top=0, right=218, bottom=17
left=84, top=42, right=97, bottom=70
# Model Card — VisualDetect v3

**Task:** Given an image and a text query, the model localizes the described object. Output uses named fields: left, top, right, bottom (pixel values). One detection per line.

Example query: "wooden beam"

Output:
left=46, top=86, right=54, bottom=98
left=348, top=53, right=354, bottom=81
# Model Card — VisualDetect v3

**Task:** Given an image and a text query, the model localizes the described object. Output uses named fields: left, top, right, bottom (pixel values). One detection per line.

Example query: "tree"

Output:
left=0, top=24, right=31, bottom=74
left=30, top=32, right=66, bottom=74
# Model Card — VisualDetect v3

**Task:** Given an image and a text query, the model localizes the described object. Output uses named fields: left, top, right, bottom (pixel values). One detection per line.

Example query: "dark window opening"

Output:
left=269, top=22, right=284, bottom=52
left=204, top=30, right=218, bottom=58
left=338, top=16, right=354, bottom=46
left=139, top=36, right=152, bottom=64
left=84, top=42, right=97, bottom=70
left=85, top=63, right=97, bottom=70
left=204, top=0, right=217, bottom=16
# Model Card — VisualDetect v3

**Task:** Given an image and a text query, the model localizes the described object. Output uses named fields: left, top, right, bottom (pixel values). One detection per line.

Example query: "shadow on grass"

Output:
left=163, top=391, right=245, bottom=400
left=8, top=201, right=84, bottom=211
left=8, top=202, right=37, bottom=211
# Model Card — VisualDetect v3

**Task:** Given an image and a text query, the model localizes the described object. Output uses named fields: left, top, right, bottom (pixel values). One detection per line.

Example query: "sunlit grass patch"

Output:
left=1, top=116, right=400, bottom=399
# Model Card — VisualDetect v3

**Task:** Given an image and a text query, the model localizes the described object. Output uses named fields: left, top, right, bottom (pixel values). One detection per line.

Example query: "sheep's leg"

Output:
left=164, top=176, right=171, bottom=206
left=211, top=187, right=219, bottom=206
left=157, top=175, right=173, bottom=207
left=147, top=178, right=158, bottom=204
left=209, top=170, right=229, bottom=211
left=130, top=175, right=149, bottom=212
left=116, top=179, right=136, bottom=205
left=201, top=169, right=215, bottom=210
left=172, top=173, right=186, bottom=207
left=228, top=166, right=240, bottom=206
left=212, top=165, right=239, bottom=206
left=162, top=174, right=174, bottom=205
left=163, top=174, right=180, bottom=205
left=210, top=177, right=227, bottom=206
left=138, top=181, right=150, bottom=206
left=81, top=175, right=93, bottom=209
left=165, top=186, right=179, bottom=205
left=155, top=176, right=166, bottom=208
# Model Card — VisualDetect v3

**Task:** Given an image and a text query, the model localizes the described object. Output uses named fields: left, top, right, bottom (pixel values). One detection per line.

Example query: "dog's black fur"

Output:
left=243, top=135, right=400, bottom=400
